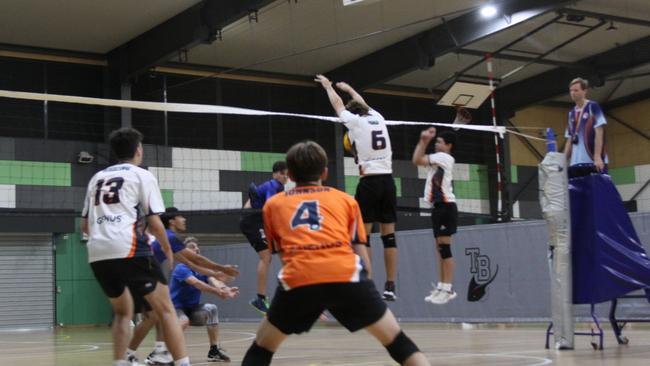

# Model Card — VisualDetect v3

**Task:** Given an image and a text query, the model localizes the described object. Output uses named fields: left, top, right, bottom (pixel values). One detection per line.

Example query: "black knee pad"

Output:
left=242, top=341, right=274, bottom=366
left=381, top=233, right=396, bottom=248
left=438, top=243, right=452, bottom=259
left=385, top=331, right=420, bottom=365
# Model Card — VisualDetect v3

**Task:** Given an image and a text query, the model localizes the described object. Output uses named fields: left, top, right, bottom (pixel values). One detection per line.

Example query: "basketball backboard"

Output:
left=437, top=81, right=492, bottom=109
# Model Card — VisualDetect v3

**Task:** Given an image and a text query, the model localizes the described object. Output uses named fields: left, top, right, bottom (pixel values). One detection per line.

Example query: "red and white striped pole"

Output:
left=486, top=53, right=503, bottom=221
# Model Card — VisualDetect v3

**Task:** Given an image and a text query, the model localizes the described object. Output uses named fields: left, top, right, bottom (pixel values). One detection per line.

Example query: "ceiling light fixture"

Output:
left=480, top=5, right=498, bottom=18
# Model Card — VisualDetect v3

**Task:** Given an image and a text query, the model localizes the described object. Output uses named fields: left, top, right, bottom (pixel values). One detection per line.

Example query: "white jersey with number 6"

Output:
left=82, top=163, right=165, bottom=263
left=340, top=109, right=392, bottom=175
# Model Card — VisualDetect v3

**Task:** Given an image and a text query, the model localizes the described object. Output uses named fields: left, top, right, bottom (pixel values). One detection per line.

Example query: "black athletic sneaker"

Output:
left=208, top=346, right=231, bottom=362
left=249, top=296, right=270, bottom=314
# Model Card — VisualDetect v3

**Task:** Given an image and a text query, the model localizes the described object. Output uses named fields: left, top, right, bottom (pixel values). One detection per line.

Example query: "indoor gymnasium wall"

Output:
left=0, top=138, right=493, bottom=217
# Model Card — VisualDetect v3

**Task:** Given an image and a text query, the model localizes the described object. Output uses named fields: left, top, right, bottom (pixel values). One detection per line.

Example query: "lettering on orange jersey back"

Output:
left=285, top=186, right=331, bottom=196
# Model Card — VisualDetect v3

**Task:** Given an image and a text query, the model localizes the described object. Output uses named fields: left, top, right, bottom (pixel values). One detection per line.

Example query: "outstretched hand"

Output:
left=314, top=74, right=332, bottom=88
left=217, top=286, right=239, bottom=300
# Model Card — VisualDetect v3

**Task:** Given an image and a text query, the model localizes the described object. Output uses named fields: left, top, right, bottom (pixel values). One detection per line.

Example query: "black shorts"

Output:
left=355, top=174, right=397, bottom=224
left=239, top=213, right=268, bottom=252
left=267, top=281, right=387, bottom=335
left=133, top=294, right=152, bottom=314
left=431, top=202, right=458, bottom=237
left=90, top=256, right=167, bottom=301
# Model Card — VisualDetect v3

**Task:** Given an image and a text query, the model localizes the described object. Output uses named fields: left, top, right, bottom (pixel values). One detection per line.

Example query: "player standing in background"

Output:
left=239, top=161, right=289, bottom=313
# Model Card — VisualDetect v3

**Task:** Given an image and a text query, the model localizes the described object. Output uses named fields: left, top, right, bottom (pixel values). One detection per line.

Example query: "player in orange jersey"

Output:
left=241, top=141, right=430, bottom=366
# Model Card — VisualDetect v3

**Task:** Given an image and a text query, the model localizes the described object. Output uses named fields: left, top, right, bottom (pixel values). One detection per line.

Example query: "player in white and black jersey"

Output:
left=315, top=74, right=399, bottom=301
left=412, top=127, right=458, bottom=305
left=81, top=127, right=191, bottom=366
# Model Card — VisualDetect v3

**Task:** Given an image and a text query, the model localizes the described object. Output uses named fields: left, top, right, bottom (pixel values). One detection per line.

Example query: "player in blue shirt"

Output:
left=564, top=77, right=608, bottom=178
left=170, top=238, right=239, bottom=362
left=127, top=207, right=239, bottom=365
left=239, top=161, right=288, bottom=313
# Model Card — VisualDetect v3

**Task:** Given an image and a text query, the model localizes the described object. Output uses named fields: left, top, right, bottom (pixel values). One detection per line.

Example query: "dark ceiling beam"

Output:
left=499, top=34, right=650, bottom=111
left=107, top=0, right=275, bottom=82
left=456, top=48, right=580, bottom=68
left=559, top=8, right=650, bottom=28
left=325, top=0, right=573, bottom=89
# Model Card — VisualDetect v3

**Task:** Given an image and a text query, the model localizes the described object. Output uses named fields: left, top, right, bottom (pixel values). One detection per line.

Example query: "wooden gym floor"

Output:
left=1, top=322, right=650, bottom=365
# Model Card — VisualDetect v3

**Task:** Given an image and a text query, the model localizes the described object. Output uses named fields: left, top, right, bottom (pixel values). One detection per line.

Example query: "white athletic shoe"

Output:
left=430, top=290, right=457, bottom=304
left=145, top=350, right=174, bottom=365
left=424, top=286, right=442, bottom=303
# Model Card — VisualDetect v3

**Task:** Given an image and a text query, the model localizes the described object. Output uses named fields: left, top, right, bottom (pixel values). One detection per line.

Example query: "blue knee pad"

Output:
left=438, top=243, right=452, bottom=259
left=381, top=233, right=396, bottom=248
left=385, top=331, right=419, bottom=364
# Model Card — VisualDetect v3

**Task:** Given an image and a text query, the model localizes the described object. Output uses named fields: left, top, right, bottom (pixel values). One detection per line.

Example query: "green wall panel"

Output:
left=609, top=166, right=636, bottom=185
left=72, top=280, right=112, bottom=325
left=394, top=177, right=402, bottom=197
left=345, top=176, right=360, bottom=196
left=161, top=189, right=174, bottom=207
left=240, top=152, right=286, bottom=172
left=55, top=223, right=112, bottom=325
left=454, top=180, right=489, bottom=200
left=55, top=234, right=73, bottom=281
left=0, top=160, right=71, bottom=186
left=55, top=280, right=73, bottom=326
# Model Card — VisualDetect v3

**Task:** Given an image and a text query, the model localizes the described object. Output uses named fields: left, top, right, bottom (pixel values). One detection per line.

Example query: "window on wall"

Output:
left=0, top=58, right=45, bottom=138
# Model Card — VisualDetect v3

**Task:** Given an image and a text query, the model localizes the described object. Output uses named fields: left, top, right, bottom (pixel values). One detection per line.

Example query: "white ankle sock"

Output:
left=155, top=341, right=167, bottom=351
left=441, top=283, right=452, bottom=292
left=174, top=356, right=191, bottom=366
left=113, top=360, right=129, bottom=366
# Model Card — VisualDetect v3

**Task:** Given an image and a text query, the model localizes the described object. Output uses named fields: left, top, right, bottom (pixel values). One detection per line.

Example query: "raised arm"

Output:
left=412, top=127, right=436, bottom=167
left=336, top=81, right=370, bottom=112
left=315, top=74, right=346, bottom=116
